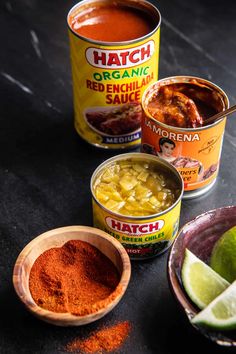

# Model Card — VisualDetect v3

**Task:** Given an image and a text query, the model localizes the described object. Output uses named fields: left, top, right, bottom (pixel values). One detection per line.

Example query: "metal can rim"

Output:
left=90, top=152, right=183, bottom=220
left=67, top=0, right=161, bottom=46
left=142, top=75, right=229, bottom=132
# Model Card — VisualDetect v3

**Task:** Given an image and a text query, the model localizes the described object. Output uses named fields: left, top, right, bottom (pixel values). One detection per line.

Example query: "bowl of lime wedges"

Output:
left=168, top=205, right=236, bottom=346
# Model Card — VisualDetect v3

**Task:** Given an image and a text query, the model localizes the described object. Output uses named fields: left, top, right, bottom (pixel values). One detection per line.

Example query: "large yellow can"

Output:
left=91, top=153, right=183, bottom=260
left=67, top=0, right=161, bottom=149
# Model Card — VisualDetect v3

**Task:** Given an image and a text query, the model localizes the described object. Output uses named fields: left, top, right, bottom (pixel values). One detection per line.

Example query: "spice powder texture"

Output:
left=66, top=321, right=131, bottom=353
left=29, top=240, right=121, bottom=315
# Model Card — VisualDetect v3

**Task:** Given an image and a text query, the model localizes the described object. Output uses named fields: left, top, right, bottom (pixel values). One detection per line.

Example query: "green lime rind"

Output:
left=181, top=249, right=229, bottom=310
left=191, top=280, right=236, bottom=330
left=210, top=226, right=236, bottom=283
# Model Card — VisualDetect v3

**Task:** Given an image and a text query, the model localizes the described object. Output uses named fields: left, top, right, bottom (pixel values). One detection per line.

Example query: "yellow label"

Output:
left=69, top=29, right=160, bottom=149
left=142, top=117, right=226, bottom=191
left=93, top=198, right=181, bottom=258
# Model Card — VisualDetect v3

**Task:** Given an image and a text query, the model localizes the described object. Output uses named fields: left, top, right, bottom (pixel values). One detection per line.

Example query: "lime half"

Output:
left=192, top=280, right=236, bottom=330
left=210, top=226, right=236, bottom=283
left=181, top=249, right=229, bottom=309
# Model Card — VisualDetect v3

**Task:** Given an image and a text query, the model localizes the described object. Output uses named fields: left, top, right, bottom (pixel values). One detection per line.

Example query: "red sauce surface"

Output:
left=70, top=4, right=156, bottom=42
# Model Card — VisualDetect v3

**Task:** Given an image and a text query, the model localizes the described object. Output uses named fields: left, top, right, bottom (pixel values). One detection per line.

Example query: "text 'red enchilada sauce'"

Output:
left=71, top=4, right=156, bottom=42
left=67, top=0, right=161, bottom=149
left=141, top=76, right=229, bottom=197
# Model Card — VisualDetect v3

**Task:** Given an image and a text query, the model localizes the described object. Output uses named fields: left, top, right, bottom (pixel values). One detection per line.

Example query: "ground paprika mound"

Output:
left=29, top=240, right=121, bottom=315
left=65, top=321, right=131, bottom=353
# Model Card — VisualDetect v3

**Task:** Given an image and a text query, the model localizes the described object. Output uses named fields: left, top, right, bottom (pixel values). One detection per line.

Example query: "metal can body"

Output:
left=67, top=0, right=161, bottom=149
left=91, top=153, right=183, bottom=260
left=141, top=76, right=229, bottom=199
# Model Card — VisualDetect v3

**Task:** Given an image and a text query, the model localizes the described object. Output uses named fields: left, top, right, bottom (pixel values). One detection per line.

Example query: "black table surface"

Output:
left=1, top=0, right=236, bottom=353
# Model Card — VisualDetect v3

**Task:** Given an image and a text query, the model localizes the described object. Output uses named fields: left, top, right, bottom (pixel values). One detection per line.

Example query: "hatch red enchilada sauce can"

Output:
left=141, top=76, right=229, bottom=198
left=67, top=0, right=161, bottom=149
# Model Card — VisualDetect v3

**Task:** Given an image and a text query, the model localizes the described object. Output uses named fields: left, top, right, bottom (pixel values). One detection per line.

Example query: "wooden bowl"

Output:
left=168, top=206, right=236, bottom=346
left=13, top=226, right=131, bottom=326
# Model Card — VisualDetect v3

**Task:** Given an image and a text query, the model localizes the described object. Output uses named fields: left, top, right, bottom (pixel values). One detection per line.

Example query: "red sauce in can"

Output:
left=70, top=3, right=156, bottom=42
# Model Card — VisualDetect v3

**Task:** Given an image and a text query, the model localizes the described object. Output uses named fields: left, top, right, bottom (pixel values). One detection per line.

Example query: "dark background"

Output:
left=1, top=0, right=236, bottom=353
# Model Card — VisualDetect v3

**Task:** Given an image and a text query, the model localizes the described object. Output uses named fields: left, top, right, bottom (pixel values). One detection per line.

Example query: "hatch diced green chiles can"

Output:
left=91, top=153, right=183, bottom=259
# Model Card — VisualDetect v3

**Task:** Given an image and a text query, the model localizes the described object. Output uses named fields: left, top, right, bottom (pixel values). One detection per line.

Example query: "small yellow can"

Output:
left=91, top=153, right=183, bottom=259
left=67, top=0, right=161, bottom=149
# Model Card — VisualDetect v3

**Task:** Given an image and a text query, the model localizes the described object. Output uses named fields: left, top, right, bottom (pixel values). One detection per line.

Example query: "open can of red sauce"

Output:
left=91, top=153, right=183, bottom=260
left=67, top=0, right=161, bottom=149
left=141, top=76, right=229, bottom=198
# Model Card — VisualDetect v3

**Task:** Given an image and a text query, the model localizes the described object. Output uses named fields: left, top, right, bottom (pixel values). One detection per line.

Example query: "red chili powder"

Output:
left=66, top=321, right=131, bottom=353
left=29, top=240, right=121, bottom=315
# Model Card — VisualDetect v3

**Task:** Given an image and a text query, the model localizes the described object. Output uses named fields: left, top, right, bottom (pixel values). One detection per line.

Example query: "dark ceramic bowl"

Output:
left=168, top=205, right=236, bottom=346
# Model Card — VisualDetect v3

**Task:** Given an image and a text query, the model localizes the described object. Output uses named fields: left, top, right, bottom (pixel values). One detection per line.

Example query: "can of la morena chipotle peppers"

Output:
left=67, top=0, right=161, bottom=149
left=91, top=153, right=183, bottom=260
left=141, top=76, right=229, bottom=198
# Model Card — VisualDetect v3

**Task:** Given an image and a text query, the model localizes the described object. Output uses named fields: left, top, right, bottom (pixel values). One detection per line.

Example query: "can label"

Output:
left=141, top=117, right=226, bottom=191
left=93, top=199, right=181, bottom=258
left=68, top=29, right=160, bottom=149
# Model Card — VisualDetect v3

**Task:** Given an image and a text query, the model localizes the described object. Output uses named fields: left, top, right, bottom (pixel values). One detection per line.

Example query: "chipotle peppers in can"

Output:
left=141, top=76, right=229, bottom=198
left=67, top=0, right=161, bottom=149
left=91, top=153, right=183, bottom=260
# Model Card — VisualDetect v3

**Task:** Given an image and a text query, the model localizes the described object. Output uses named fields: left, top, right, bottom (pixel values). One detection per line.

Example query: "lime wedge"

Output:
left=210, top=226, right=236, bottom=283
left=181, top=249, right=229, bottom=309
left=192, top=280, right=236, bottom=330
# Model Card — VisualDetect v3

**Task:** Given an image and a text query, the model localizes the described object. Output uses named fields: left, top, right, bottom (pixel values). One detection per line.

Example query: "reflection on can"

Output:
left=141, top=76, right=229, bottom=198
left=91, top=153, right=183, bottom=260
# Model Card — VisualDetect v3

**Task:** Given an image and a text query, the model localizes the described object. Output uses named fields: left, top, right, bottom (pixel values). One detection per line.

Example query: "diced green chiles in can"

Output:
left=94, top=159, right=179, bottom=216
